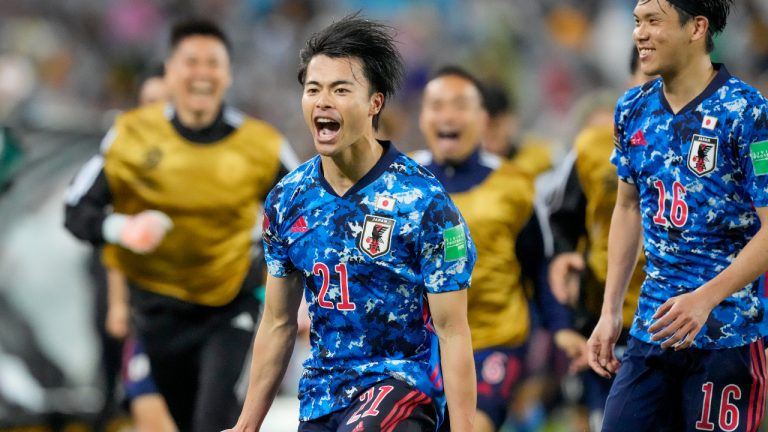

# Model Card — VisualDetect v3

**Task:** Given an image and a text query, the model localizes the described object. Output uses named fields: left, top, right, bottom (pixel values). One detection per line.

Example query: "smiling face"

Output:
left=633, top=0, right=700, bottom=78
left=301, top=55, right=383, bottom=158
left=165, top=35, right=231, bottom=128
left=419, top=74, right=487, bottom=164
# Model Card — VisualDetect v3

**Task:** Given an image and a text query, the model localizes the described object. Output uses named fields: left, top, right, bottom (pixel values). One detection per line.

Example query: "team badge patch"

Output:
left=359, top=215, right=395, bottom=258
left=750, top=140, right=768, bottom=176
left=687, top=134, right=718, bottom=176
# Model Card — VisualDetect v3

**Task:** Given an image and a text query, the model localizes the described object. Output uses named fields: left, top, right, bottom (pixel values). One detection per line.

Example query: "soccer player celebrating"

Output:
left=227, top=15, right=477, bottom=432
left=588, top=0, right=768, bottom=430
left=412, top=65, right=569, bottom=432
left=64, top=19, right=297, bottom=432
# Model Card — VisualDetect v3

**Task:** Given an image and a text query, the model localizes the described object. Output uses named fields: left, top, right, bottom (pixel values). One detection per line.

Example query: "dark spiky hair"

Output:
left=297, top=13, right=405, bottom=129
left=170, top=18, right=231, bottom=54
left=666, top=0, right=735, bottom=52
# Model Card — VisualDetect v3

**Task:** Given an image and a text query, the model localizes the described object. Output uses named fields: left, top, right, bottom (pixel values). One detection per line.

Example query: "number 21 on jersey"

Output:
left=313, top=262, right=356, bottom=310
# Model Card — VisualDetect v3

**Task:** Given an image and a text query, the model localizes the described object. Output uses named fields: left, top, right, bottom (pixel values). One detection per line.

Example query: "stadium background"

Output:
left=1, top=0, right=768, bottom=430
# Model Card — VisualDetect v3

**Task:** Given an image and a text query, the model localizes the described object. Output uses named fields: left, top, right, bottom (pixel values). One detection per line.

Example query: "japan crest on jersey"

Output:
left=359, top=215, right=395, bottom=258
left=687, top=134, right=718, bottom=176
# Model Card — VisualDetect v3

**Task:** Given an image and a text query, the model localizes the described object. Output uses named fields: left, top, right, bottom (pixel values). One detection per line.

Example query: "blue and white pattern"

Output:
left=262, top=141, right=476, bottom=421
left=612, top=65, right=768, bottom=349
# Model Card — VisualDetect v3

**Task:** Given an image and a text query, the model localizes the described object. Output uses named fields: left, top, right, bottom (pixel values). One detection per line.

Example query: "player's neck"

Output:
left=321, top=136, right=383, bottom=196
left=661, top=57, right=716, bottom=113
left=176, top=106, right=220, bottom=131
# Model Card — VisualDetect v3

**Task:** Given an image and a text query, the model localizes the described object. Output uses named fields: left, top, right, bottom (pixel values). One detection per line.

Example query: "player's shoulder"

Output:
left=269, top=156, right=318, bottom=199
left=116, top=102, right=168, bottom=127
left=231, top=108, right=286, bottom=142
left=394, top=150, right=440, bottom=182
left=574, top=125, right=614, bottom=155
left=484, top=150, right=532, bottom=183
left=393, top=150, right=452, bottom=203
left=617, top=77, right=661, bottom=110
left=722, top=75, right=768, bottom=107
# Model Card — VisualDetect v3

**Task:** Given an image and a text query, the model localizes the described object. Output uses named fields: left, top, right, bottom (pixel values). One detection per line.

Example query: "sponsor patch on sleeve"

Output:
left=443, top=224, right=467, bottom=262
left=750, top=140, right=768, bottom=176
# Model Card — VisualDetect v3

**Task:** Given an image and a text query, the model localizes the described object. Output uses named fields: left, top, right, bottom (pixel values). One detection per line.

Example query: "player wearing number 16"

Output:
left=226, top=14, right=477, bottom=432
left=587, top=0, right=768, bottom=430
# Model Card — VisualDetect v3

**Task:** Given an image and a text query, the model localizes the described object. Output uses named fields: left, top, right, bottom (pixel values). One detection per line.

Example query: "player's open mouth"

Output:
left=436, top=130, right=461, bottom=145
left=190, top=81, right=215, bottom=95
left=315, top=117, right=341, bottom=143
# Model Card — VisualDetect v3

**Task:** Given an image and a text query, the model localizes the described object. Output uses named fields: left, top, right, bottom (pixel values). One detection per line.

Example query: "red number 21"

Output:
left=313, top=262, right=356, bottom=310
left=346, top=385, right=394, bottom=424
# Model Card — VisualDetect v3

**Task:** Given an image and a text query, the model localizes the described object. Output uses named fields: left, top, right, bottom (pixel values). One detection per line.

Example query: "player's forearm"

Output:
left=602, top=199, right=643, bottom=316
left=236, top=314, right=298, bottom=431
left=106, top=268, right=129, bottom=308
left=437, top=324, right=476, bottom=432
left=696, top=225, right=768, bottom=308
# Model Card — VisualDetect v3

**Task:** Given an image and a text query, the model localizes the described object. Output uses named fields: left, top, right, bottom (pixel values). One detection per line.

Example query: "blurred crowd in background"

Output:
left=3, top=0, right=768, bottom=431
left=2, top=0, right=766, bottom=157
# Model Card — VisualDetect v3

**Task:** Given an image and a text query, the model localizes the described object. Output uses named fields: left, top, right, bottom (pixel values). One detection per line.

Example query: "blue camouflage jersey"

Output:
left=612, top=64, right=768, bottom=349
left=262, top=140, right=476, bottom=422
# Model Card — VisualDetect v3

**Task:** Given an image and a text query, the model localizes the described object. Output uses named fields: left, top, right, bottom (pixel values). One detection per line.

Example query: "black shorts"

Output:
left=299, top=378, right=437, bottom=432
left=129, top=286, right=260, bottom=432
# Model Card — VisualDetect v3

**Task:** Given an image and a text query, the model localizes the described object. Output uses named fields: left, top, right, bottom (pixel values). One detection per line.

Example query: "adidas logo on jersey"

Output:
left=290, top=216, right=309, bottom=233
left=630, top=130, right=647, bottom=146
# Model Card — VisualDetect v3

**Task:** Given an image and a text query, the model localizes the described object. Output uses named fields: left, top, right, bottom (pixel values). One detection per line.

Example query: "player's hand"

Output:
left=587, top=313, right=622, bottom=378
left=104, top=210, right=173, bottom=254
left=554, top=329, right=589, bottom=373
left=121, top=210, right=173, bottom=253
left=105, top=302, right=130, bottom=339
left=221, top=423, right=254, bottom=432
left=648, top=291, right=714, bottom=350
left=548, top=252, right=585, bottom=307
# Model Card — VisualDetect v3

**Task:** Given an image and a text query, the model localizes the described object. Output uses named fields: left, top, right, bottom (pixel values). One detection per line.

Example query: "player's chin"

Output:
left=314, top=141, right=340, bottom=157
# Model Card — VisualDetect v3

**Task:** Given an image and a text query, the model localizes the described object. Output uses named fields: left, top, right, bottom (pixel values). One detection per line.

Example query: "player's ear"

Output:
left=690, top=15, right=709, bottom=45
left=369, top=92, right=384, bottom=117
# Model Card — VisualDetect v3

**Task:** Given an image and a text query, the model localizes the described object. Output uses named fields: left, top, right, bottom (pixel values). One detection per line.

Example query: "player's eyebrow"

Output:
left=304, top=79, right=356, bottom=87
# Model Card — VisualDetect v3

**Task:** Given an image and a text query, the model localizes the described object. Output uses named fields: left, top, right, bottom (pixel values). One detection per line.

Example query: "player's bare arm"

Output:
left=588, top=180, right=642, bottom=378
left=228, top=272, right=303, bottom=432
left=649, top=206, right=768, bottom=350
left=427, top=289, right=476, bottom=432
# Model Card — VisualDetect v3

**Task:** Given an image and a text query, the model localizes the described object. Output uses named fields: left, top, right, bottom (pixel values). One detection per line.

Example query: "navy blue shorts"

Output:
left=121, top=335, right=160, bottom=401
left=474, top=346, right=526, bottom=427
left=602, top=336, right=766, bottom=432
left=298, top=378, right=437, bottom=432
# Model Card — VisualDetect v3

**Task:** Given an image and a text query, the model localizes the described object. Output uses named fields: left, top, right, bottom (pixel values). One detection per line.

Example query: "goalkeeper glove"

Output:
left=102, top=210, right=173, bottom=254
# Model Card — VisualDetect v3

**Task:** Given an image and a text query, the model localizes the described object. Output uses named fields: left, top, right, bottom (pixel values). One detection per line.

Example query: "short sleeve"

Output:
left=737, top=96, right=768, bottom=208
left=418, top=192, right=476, bottom=293
left=611, top=100, right=635, bottom=185
left=262, top=187, right=295, bottom=276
